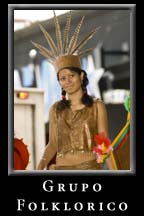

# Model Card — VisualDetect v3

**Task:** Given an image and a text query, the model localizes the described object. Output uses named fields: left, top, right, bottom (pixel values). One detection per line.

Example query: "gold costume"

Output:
left=48, top=99, right=102, bottom=170
left=32, top=11, right=104, bottom=170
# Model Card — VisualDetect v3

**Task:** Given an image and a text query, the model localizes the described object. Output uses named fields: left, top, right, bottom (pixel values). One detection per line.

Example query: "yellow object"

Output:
left=109, top=111, right=130, bottom=170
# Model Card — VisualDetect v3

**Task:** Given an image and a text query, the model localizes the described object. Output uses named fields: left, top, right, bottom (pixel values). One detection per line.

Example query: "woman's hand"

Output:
left=36, top=159, right=46, bottom=170
left=105, top=156, right=115, bottom=170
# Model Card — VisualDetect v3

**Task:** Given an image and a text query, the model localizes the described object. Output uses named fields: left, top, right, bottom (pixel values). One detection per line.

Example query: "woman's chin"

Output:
left=65, top=87, right=74, bottom=93
left=67, top=90, right=75, bottom=95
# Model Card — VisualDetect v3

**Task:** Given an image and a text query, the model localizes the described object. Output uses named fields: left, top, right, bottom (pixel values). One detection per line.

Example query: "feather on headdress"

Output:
left=32, top=11, right=99, bottom=72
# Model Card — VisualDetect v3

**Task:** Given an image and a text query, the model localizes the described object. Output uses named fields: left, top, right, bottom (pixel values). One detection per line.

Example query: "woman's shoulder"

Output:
left=49, top=101, right=59, bottom=112
left=93, top=98, right=105, bottom=107
left=93, top=98, right=108, bottom=118
left=93, top=98, right=107, bottom=114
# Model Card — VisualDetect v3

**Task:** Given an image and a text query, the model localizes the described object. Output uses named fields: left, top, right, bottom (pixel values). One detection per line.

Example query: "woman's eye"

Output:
left=59, top=74, right=74, bottom=81
left=70, top=74, right=75, bottom=77
left=60, top=77, right=65, bottom=81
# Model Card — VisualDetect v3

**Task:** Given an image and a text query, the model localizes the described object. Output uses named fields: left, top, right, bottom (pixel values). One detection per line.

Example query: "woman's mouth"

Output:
left=66, top=85, right=73, bottom=89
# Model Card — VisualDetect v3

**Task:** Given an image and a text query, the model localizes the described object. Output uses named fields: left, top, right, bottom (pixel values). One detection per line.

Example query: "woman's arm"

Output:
left=36, top=103, right=58, bottom=170
left=37, top=144, right=57, bottom=170
left=97, top=100, right=115, bottom=170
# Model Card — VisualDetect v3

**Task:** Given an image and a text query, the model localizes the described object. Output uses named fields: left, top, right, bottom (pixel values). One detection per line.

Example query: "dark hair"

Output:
left=56, top=67, right=94, bottom=111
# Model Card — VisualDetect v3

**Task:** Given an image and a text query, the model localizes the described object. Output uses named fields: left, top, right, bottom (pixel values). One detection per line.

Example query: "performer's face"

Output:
left=58, top=69, right=84, bottom=94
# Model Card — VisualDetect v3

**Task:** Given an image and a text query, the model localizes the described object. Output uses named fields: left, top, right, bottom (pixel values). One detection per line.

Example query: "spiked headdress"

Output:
left=32, top=11, right=98, bottom=72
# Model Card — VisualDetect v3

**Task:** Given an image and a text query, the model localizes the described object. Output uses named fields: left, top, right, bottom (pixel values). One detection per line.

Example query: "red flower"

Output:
left=93, top=132, right=112, bottom=163
left=93, top=146, right=102, bottom=154
left=94, top=132, right=111, bottom=147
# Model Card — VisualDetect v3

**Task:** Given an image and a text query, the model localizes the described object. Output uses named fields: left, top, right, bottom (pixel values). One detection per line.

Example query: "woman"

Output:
left=36, top=57, right=114, bottom=170
left=32, top=12, right=115, bottom=170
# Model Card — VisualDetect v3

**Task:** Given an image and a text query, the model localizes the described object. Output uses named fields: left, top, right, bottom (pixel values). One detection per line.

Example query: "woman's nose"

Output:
left=65, top=77, right=72, bottom=84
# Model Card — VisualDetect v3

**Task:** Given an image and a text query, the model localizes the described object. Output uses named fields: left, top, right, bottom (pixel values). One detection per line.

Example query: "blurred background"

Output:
left=13, top=9, right=130, bottom=169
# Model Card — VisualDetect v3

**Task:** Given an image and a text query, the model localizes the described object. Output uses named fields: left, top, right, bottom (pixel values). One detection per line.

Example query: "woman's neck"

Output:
left=68, top=89, right=83, bottom=105
left=68, top=89, right=85, bottom=110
